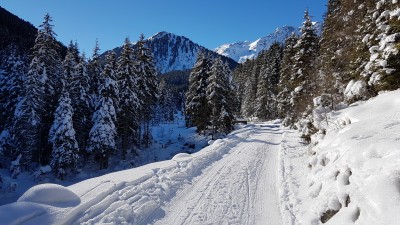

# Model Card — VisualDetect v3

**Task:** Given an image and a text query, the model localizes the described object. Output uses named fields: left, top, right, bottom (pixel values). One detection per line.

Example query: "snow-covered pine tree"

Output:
left=317, top=0, right=346, bottom=108
left=87, top=72, right=118, bottom=169
left=88, top=40, right=103, bottom=108
left=185, top=51, right=212, bottom=133
left=361, top=0, right=400, bottom=93
left=266, top=43, right=283, bottom=119
left=277, top=33, right=298, bottom=123
left=134, top=34, right=158, bottom=148
left=156, top=79, right=175, bottom=123
left=232, top=59, right=254, bottom=111
left=116, top=37, right=140, bottom=159
left=102, top=51, right=119, bottom=112
left=71, top=52, right=92, bottom=152
left=289, top=10, right=320, bottom=124
left=0, top=44, right=27, bottom=132
left=49, top=91, right=79, bottom=180
left=206, top=57, right=236, bottom=134
left=21, top=13, right=63, bottom=166
left=240, top=60, right=258, bottom=118
left=63, top=42, right=79, bottom=91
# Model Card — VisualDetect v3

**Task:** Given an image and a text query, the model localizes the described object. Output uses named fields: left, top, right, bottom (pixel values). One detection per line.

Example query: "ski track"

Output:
left=153, top=125, right=284, bottom=225
left=53, top=124, right=285, bottom=225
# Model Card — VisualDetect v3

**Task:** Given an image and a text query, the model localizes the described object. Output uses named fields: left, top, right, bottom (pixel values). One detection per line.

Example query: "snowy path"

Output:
left=0, top=124, right=289, bottom=225
left=153, top=124, right=284, bottom=225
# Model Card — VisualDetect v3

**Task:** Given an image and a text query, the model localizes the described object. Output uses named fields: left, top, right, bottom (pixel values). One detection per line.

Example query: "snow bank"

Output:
left=0, top=202, right=47, bottom=225
left=302, top=90, right=400, bottom=224
left=18, top=183, right=80, bottom=207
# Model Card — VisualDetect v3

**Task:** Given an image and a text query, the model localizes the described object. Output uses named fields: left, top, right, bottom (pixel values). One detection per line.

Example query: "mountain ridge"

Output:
left=103, top=31, right=238, bottom=74
left=215, top=26, right=299, bottom=62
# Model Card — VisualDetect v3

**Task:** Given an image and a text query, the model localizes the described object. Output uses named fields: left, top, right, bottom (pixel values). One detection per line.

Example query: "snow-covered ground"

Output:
left=2, top=90, right=400, bottom=225
left=0, top=122, right=298, bottom=225
left=297, top=90, right=400, bottom=225
left=0, top=112, right=208, bottom=206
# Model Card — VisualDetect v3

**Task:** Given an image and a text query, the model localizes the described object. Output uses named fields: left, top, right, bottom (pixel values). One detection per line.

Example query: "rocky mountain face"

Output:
left=106, top=31, right=237, bottom=74
left=215, top=26, right=299, bottom=62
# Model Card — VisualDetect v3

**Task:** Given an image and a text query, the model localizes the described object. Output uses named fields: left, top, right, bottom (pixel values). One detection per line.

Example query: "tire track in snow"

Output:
left=154, top=125, right=284, bottom=225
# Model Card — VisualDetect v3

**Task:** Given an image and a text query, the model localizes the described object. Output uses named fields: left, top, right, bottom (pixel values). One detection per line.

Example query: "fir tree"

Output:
left=290, top=10, right=320, bottom=124
left=277, top=33, right=299, bottom=121
left=134, top=34, right=158, bottom=147
left=71, top=52, right=92, bottom=152
left=156, top=79, right=175, bottom=123
left=185, top=51, right=212, bottom=133
left=116, top=37, right=140, bottom=159
left=88, top=40, right=103, bottom=108
left=0, top=44, right=27, bottom=131
left=206, top=57, right=236, bottom=134
left=13, top=14, right=62, bottom=166
left=102, top=51, right=119, bottom=111
left=87, top=75, right=118, bottom=169
left=49, top=91, right=79, bottom=179
left=24, top=13, right=63, bottom=165
left=241, top=62, right=258, bottom=118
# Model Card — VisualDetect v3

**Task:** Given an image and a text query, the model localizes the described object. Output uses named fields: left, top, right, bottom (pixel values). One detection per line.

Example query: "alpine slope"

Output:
left=0, top=122, right=303, bottom=225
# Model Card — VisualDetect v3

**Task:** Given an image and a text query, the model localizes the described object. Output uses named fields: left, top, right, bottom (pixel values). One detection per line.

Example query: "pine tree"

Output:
left=63, top=42, right=79, bottom=91
left=102, top=51, right=119, bottom=111
left=240, top=60, right=258, bottom=118
left=87, top=74, right=118, bottom=169
left=0, top=44, right=27, bottom=131
left=290, top=10, right=320, bottom=124
left=362, top=0, right=400, bottom=92
left=22, top=13, right=63, bottom=166
left=88, top=40, right=103, bottom=108
left=116, top=37, right=140, bottom=159
left=134, top=34, right=158, bottom=147
left=49, top=91, right=79, bottom=179
left=185, top=51, right=212, bottom=133
left=206, top=57, right=236, bottom=134
left=277, top=33, right=299, bottom=122
left=266, top=43, right=283, bottom=118
left=71, top=52, right=92, bottom=152
left=156, top=79, right=175, bottom=123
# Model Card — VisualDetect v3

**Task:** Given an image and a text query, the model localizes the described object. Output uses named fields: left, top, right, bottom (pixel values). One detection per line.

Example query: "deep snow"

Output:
left=298, top=90, right=400, bottom=225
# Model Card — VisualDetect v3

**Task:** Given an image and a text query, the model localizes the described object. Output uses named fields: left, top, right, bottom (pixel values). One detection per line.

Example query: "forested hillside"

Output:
left=233, top=0, right=400, bottom=138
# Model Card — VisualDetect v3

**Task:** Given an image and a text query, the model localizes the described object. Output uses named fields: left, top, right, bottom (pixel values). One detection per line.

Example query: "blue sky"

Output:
left=1, top=0, right=327, bottom=55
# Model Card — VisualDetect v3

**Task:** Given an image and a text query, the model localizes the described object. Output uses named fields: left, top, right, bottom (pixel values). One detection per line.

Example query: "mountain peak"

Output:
left=105, top=31, right=237, bottom=74
left=215, top=26, right=299, bottom=62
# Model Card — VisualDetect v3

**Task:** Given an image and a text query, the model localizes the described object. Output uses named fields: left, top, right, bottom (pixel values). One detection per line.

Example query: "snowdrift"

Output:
left=303, top=90, right=400, bottom=225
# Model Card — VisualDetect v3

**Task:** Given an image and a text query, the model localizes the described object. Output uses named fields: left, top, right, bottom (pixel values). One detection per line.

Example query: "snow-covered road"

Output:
left=0, top=123, right=290, bottom=225
left=154, top=124, right=283, bottom=225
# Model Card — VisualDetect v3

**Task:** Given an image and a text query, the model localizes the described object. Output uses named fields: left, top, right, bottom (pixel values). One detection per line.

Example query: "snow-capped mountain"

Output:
left=106, top=31, right=237, bottom=74
left=215, top=26, right=299, bottom=62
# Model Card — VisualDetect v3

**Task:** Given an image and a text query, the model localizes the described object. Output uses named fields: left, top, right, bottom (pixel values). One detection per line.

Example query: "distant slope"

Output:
left=215, top=26, right=298, bottom=62
left=0, top=6, right=37, bottom=53
left=104, top=31, right=238, bottom=74
left=0, top=6, right=66, bottom=59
